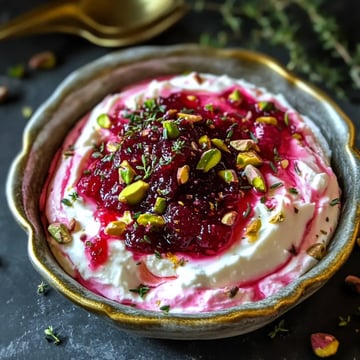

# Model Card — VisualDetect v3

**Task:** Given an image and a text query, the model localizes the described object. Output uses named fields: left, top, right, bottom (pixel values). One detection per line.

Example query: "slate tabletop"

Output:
left=0, top=1, right=359, bottom=359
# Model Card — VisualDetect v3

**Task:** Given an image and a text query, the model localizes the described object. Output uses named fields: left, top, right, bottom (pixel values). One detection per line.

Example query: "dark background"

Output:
left=0, top=1, right=359, bottom=359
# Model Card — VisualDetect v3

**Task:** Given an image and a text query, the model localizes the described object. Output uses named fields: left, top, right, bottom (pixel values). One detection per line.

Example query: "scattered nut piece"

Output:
left=177, top=165, right=190, bottom=185
left=306, top=243, right=326, bottom=261
left=0, top=85, right=9, bottom=103
left=344, top=274, right=360, bottom=294
left=221, top=211, right=238, bottom=226
left=48, top=222, right=72, bottom=244
left=310, top=332, right=339, bottom=358
left=28, top=51, right=56, bottom=70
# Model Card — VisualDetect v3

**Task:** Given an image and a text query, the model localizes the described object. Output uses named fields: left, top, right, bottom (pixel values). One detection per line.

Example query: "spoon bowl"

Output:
left=0, top=0, right=187, bottom=46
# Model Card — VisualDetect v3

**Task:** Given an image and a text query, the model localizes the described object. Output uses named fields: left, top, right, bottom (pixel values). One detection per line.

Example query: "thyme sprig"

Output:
left=191, top=0, right=360, bottom=100
left=44, top=326, right=61, bottom=345
left=268, top=319, right=289, bottom=339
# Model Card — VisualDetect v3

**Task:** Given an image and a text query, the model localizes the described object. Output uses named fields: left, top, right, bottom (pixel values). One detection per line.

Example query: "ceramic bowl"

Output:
left=6, top=45, right=360, bottom=339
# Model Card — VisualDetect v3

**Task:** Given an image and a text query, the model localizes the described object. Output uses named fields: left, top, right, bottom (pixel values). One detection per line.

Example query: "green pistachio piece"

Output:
left=137, top=213, right=165, bottom=229
left=96, top=113, right=111, bottom=129
left=153, top=197, right=167, bottom=214
left=236, top=151, right=263, bottom=169
left=228, top=89, right=242, bottom=102
left=211, top=138, right=230, bottom=153
left=255, top=116, right=278, bottom=125
left=196, top=148, right=222, bottom=172
left=162, top=120, right=180, bottom=139
left=48, top=222, right=72, bottom=244
left=217, top=169, right=239, bottom=183
left=244, top=164, right=267, bottom=192
left=198, top=135, right=211, bottom=149
left=104, top=220, right=127, bottom=236
left=257, top=101, right=275, bottom=111
left=230, top=139, right=260, bottom=152
left=118, top=160, right=136, bottom=185
left=118, top=180, right=149, bottom=205
left=177, top=164, right=190, bottom=185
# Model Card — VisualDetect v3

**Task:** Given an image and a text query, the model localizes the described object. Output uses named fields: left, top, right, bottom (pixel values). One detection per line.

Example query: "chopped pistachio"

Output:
left=236, top=151, right=263, bottom=169
left=257, top=101, right=275, bottom=111
left=280, top=159, right=289, bottom=169
left=162, top=120, right=180, bottom=139
left=246, top=218, right=262, bottom=241
left=211, top=138, right=230, bottom=153
left=177, top=112, right=202, bottom=123
left=153, top=196, right=167, bottom=214
left=244, top=164, right=267, bottom=192
left=269, top=211, right=285, bottom=224
left=118, top=160, right=136, bottom=185
left=306, top=242, right=326, bottom=260
left=198, top=134, right=211, bottom=149
left=106, top=142, right=120, bottom=152
left=255, top=116, right=278, bottom=125
left=48, top=222, right=72, bottom=244
left=105, top=220, right=127, bottom=236
left=221, top=211, right=238, bottom=226
left=217, top=169, right=239, bottom=183
left=196, top=148, right=222, bottom=172
left=228, top=88, right=242, bottom=102
left=118, top=180, right=149, bottom=205
left=230, top=139, right=260, bottom=152
left=96, top=113, right=111, bottom=129
left=137, top=213, right=165, bottom=229
left=177, top=165, right=190, bottom=185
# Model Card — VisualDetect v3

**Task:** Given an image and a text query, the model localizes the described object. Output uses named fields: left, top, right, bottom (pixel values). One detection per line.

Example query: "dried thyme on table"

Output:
left=190, top=0, right=360, bottom=100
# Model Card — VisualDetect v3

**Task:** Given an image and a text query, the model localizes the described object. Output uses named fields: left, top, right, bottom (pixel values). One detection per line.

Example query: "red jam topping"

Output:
left=76, top=87, right=298, bottom=262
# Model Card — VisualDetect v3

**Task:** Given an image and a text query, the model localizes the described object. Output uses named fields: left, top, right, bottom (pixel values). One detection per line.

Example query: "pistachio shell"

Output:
left=118, top=180, right=149, bottom=205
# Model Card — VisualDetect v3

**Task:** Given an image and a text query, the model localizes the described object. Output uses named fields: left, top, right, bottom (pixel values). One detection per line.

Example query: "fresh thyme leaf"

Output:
left=129, top=284, right=150, bottom=298
left=37, top=281, right=49, bottom=295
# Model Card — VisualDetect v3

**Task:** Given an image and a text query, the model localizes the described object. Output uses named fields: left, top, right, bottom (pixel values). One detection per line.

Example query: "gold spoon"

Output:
left=0, top=0, right=188, bottom=47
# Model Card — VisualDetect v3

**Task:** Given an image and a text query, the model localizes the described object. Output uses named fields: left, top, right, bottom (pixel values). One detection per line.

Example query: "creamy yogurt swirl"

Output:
left=42, top=73, right=340, bottom=313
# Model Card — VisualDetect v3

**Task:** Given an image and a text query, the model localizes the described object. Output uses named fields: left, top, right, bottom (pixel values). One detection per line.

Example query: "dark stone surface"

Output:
left=0, top=1, right=359, bottom=359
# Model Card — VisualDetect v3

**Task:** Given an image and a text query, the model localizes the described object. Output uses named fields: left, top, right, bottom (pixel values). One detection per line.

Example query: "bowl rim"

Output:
left=6, top=44, right=360, bottom=338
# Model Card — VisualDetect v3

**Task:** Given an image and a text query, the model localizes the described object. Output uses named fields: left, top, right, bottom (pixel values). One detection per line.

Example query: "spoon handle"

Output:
left=0, top=1, right=82, bottom=40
